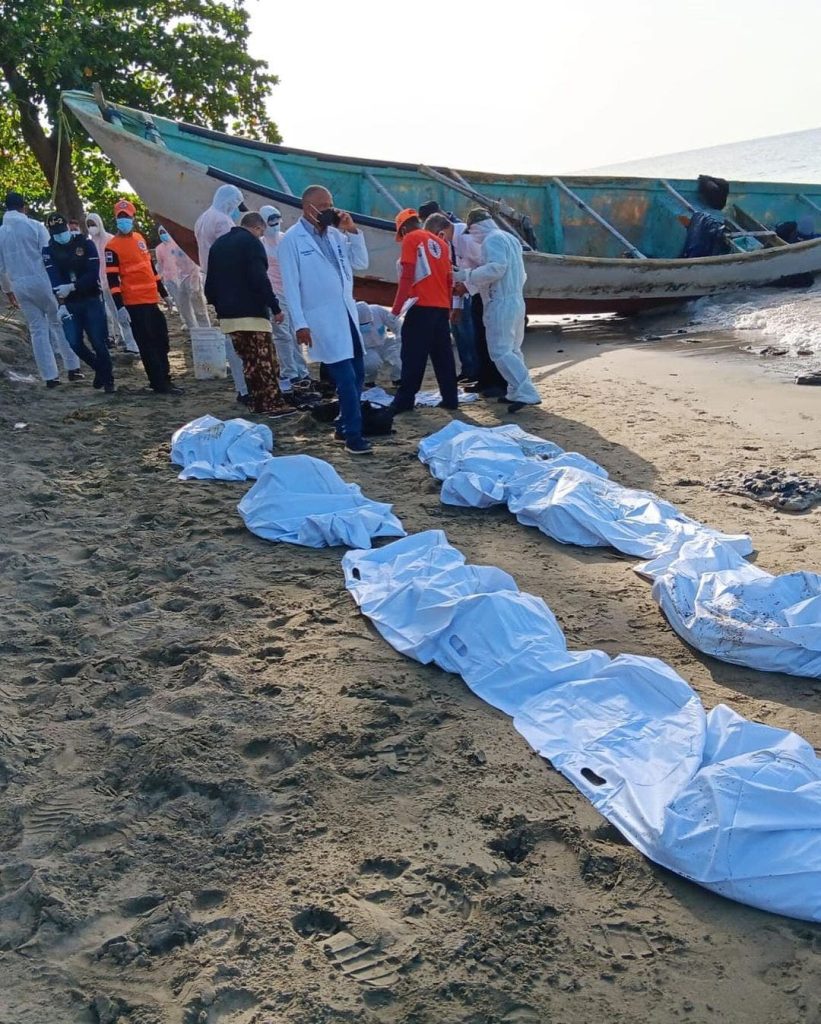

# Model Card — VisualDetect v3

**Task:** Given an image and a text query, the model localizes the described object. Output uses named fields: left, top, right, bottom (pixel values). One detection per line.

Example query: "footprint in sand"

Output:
left=291, top=906, right=402, bottom=989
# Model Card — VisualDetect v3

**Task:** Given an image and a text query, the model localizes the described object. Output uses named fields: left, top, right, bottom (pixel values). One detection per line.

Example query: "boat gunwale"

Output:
left=62, top=90, right=821, bottom=196
left=62, top=90, right=821, bottom=276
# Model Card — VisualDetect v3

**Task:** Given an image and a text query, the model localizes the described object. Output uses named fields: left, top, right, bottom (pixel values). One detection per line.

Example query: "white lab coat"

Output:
left=278, top=219, right=368, bottom=365
left=0, top=209, right=80, bottom=380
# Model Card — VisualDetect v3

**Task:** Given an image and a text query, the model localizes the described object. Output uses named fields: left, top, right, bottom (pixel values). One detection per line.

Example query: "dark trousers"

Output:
left=327, top=318, right=365, bottom=442
left=63, top=296, right=114, bottom=386
left=471, top=294, right=506, bottom=391
left=127, top=303, right=171, bottom=391
left=392, top=305, right=458, bottom=411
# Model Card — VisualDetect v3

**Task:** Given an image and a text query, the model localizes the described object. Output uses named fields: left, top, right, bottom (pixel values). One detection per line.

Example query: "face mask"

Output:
left=158, top=231, right=170, bottom=243
left=316, top=207, right=340, bottom=230
left=116, top=217, right=134, bottom=233
left=53, top=230, right=72, bottom=245
left=88, top=225, right=100, bottom=236
left=231, top=207, right=242, bottom=223
left=70, top=229, right=80, bottom=237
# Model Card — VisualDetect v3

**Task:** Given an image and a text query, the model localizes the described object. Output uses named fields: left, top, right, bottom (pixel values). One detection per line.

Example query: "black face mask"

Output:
left=316, top=208, right=341, bottom=230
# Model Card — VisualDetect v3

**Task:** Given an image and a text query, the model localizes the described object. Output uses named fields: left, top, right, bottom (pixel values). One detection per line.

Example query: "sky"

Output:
left=246, top=0, right=821, bottom=175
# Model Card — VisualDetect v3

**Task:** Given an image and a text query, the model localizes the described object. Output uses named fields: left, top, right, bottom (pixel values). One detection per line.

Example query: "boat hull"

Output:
left=64, top=93, right=821, bottom=314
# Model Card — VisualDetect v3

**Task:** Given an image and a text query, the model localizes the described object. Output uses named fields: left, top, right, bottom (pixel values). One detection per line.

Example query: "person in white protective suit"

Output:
left=155, top=225, right=210, bottom=329
left=0, top=190, right=82, bottom=386
left=454, top=208, right=541, bottom=412
left=355, top=301, right=402, bottom=386
left=193, top=183, right=248, bottom=401
left=86, top=211, right=140, bottom=354
left=258, top=204, right=311, bottom=391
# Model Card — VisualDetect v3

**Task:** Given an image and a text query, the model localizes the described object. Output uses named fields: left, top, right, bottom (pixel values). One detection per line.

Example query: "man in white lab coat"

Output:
left=0, top=191, right=82, bottom=386
left=278, top=185, right=372, bottom=455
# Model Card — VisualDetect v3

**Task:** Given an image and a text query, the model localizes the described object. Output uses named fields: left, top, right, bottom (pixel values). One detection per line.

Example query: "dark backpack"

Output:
left=697, top=174, right=730, bottom=211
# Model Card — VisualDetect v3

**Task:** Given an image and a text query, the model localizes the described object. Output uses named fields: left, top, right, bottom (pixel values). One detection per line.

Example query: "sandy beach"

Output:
left=1, top=311, right=819, bottom=1024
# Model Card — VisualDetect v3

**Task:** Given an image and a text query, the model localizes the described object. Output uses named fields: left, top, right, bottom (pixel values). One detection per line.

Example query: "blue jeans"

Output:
left=62, top=296, right=114, bottom=386
left=327, top=318, right=365, bottom=443
left=452, top=301, right=478, bottom=379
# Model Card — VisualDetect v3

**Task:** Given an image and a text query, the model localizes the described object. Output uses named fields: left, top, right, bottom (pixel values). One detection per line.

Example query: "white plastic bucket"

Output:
left=190, top=328, right=228, bottom=380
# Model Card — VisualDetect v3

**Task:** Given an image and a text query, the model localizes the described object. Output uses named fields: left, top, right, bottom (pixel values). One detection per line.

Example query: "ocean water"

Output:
left=588, top=128, right=821, bottom=363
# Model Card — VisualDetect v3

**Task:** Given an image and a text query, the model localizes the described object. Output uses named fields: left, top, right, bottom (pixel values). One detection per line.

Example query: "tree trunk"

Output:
left=2, top=64, right=85, bottom=219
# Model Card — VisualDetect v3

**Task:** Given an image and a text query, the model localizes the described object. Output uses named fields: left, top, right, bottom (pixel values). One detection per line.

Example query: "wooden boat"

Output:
left=63, top=89, right=821, bottom=314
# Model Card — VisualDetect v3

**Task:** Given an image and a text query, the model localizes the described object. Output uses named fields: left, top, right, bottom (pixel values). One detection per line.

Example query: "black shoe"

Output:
left=155, top=385, right=184, bottom=396
left=68, top=369, right=84, bottom=382
left=457, top=373, right=476, bottom=383
left=236, top=392, right=251, bottom=406
left=388, top=402, right=413, bottom=415
left=345, top=437, right=373, bottom=455
left=45, top=378, right=60, bottom=389
left=436, top=401, right=458, bottom=410
left=104, top=383, right=116, bottom=394
left=507, top=401, right=527, bottom=413
left=93, top=375, right=103, bottom=390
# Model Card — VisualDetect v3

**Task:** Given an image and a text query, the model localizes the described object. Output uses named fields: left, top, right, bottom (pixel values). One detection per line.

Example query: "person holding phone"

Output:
left=278, top=185, right=372, bottom=455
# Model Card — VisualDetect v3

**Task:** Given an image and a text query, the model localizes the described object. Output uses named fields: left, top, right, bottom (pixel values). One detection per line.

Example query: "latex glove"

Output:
left=57, top=304, right=72, bottom=321
left=386, top=313, right=401, bottom=334
left=117, top=306, right=131, bottom=326
left=453, top=268, right=468, bottom=284
left=54, top=283, right=75, bottom=299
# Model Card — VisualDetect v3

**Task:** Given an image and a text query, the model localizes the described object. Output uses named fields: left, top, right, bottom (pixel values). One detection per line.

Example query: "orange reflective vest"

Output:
left=105, top=232, right=162, bottom=306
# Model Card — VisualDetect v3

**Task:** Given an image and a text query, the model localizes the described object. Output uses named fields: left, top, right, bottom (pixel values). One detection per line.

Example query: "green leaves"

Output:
left=0, top=0, right=279, bottom=212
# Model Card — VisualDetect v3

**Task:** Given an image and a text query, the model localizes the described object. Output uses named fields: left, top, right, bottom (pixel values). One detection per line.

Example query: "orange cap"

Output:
left=114, top=198, right=136, bottom=217
left=394, top=208, right=418, bottom=241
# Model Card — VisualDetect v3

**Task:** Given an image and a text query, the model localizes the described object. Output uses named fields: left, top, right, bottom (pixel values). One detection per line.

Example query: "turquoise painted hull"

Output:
left=63, top=91, right=821, bottom=313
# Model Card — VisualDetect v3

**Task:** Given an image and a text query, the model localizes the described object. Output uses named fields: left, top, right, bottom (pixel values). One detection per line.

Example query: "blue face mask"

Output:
left=116, top=217, right=134, bottom=233
left=231, top=207, right=242, bottom=223
left=158, top=231, right=170, bottom=243
left=53, top=230, right=72, bottom=245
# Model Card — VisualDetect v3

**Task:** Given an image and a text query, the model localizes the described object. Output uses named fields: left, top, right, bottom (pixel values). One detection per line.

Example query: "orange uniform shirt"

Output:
left=398, top=229, right=453, bottom=309
left=105, top=231, right=162, bottom=306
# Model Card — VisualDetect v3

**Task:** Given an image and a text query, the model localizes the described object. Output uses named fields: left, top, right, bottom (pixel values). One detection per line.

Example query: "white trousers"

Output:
left=166, top=277, right=210, bottom=330
left=363, top=336, right=402, bottom=383
left=16, top=282, right=81, bottom=381
left=102, top=286, right=139, bottom=352
left=225, top=336, right=247, bottom=395
left=271, top=298, right=309, bottom=381
left=485, top=303, right=541, bottom=404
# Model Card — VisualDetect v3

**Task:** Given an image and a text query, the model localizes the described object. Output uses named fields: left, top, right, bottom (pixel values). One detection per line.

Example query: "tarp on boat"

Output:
left=343, top=531, right=821, bottom=922
left=238, top=454, right=406, bottom=548
left=170, top=415, right=273, bottom=481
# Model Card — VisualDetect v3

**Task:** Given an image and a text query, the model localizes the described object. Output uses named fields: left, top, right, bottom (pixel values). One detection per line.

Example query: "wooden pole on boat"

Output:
left=265, top=158, right=295, bottom=195
left=417, top=164, right=532, bottom=247
left=551, top=177, right=645, bottom=258
left=364, top=172, right=403, bottom=212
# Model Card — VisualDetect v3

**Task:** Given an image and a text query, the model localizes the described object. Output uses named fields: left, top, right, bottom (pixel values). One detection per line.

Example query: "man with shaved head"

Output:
left=278, top=184, right=372, bottom=454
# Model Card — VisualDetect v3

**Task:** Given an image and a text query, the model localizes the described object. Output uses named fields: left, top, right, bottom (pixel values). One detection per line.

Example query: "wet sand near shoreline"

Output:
left=0, top=313, right=819, bottom=1024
